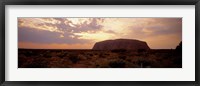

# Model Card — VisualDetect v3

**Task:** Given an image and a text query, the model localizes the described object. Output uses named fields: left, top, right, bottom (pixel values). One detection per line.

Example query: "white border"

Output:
left=5, top=5, right=195, bottom=81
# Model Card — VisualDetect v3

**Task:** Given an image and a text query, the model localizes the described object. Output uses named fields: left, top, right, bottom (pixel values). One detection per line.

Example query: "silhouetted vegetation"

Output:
left=109, top=60, right=126, bottom=68
left=69, top=53, right=79, bottom=63
left=18, top=48, right=182, bottom=68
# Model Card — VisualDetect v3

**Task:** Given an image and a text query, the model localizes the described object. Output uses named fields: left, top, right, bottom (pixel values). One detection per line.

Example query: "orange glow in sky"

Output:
left=18, top=18, right=182, bottom=49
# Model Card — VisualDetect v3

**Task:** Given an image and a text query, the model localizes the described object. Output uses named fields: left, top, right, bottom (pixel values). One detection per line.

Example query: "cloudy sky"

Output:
left=18, top=18, right=182, bottom=49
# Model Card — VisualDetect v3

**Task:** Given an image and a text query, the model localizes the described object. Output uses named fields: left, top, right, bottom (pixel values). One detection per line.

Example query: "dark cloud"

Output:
left=50, top=18, right=104, bottom=33
left=128, top=18, right=182, bottom=37
left=120, top=18, right=182, bottom=41
left=75, top=18, right=103, bottom=32
left=18, top=18, right=105, bottom=44
left=35, top=18, right=104, bottom=33
left=148, top=25, right=181, bottom=36
left=18, top=27, right=91, bottom=44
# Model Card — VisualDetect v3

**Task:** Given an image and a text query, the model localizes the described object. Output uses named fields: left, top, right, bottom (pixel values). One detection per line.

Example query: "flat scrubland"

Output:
left=18, top=49, right=182, bottom=68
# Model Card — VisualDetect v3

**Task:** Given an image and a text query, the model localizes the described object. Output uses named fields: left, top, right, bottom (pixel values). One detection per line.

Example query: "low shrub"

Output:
left=25, top=58, right=49, bottom=68
left=137, top=49, right=147, bottom=53
left=24, top=51, right=37, bottom=57
left=69, top=54, right=79, bottom=63
left=109, top=60, right=126, bottom=68
left=118, top=55, right=127, bottom=60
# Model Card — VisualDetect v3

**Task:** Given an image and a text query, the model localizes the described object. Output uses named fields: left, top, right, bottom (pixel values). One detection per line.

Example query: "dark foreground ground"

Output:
left=18, top=49, right=182, bottom=68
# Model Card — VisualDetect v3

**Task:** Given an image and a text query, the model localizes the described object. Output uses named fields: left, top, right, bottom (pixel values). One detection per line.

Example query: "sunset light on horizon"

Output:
left=18, top=18, right=182, bottom=49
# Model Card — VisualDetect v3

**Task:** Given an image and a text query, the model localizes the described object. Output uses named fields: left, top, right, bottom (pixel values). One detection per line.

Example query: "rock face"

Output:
left=92, top=39, right=150, bottom=50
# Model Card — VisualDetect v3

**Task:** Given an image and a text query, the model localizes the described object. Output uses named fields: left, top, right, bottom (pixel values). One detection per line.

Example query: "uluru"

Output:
left=92, top=39, right=150, bottom=50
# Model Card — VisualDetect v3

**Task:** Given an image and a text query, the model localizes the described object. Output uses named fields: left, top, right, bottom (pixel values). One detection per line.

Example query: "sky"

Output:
left=18, top=18, right=182, bottom=49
